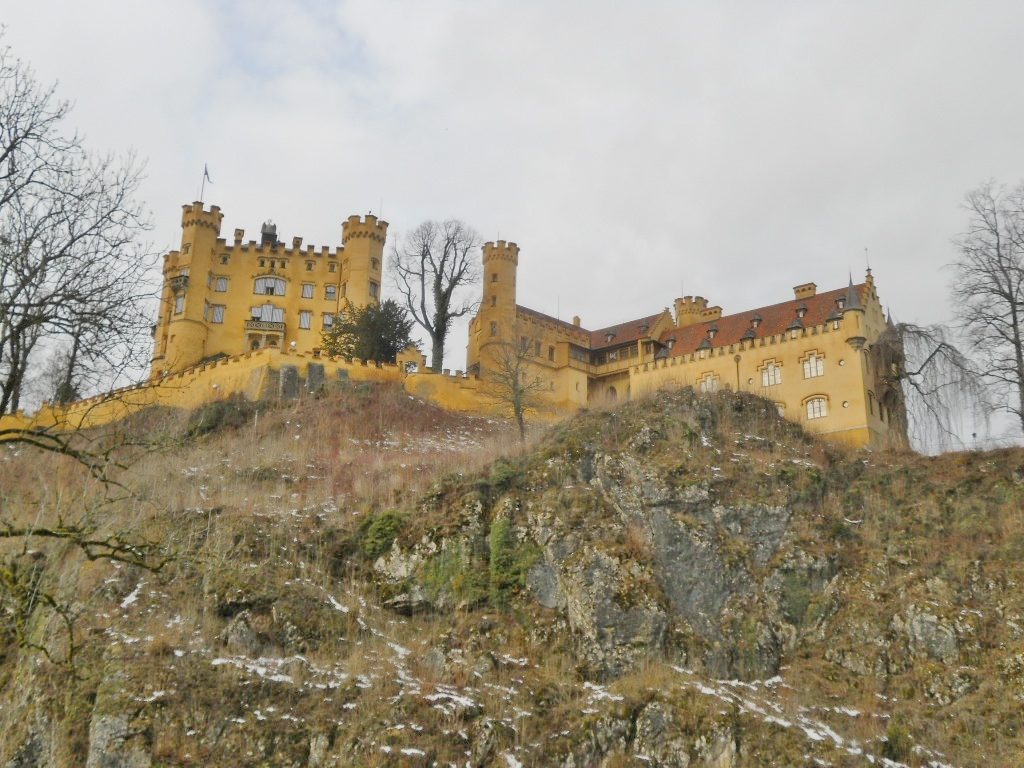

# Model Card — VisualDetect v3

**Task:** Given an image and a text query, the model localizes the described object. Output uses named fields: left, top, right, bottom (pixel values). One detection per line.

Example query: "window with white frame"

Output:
left=761, top=361, right=782, bottom=387
left=251, top=304, right=284, bottom=323
left=806, top=397, right=828, bottom=419
left=174, top=295, right=185, bottom=314
left=803, top=353, right=824, bottom=379
left=210, top=304, right=225, bottom=324
left=322, top=313, right=334, bottom=330
left=254, top=276, right=286, bottom=296
left=325, top=285, right=337, bottom=300
left=215, top=276, right=228, bottom=292
left=699, top=375, right=719, bottom=393
left=301, top=283, right=314, bottom=299
left=299, top=310, right=312, bottom=329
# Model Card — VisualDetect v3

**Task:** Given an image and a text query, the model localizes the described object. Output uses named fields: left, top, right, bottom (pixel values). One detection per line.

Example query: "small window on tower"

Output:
left=490, top=321, right=497, bottom=337
left=369, top=281, right=379, bottom=299
left=329, top=262, right=337, bottom=273
left=548, top=346, right=555, bottom=361
left=220, top=254, right=229, bottom=265
left=492, top=273, right=498, bottom=282
left=534, top=340, right=541, bottom=356
left=174, top=295, right=184, bottom=314
left=371, top=258, right=379, bottom=270
left=491, top=295, right=496, bottom=307
left=306, top=261, right=314, bottom=271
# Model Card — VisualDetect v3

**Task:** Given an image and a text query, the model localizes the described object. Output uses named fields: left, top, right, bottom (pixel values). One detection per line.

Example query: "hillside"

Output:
left=1, top=383, right=1022, bottom=767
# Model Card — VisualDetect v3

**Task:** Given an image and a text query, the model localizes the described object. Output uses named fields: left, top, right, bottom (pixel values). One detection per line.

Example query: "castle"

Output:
left=465, top=239, right=907, bottom=449
left=151, top=202, right=388, bottom=375
left=144, top=202, right=907, bottom=450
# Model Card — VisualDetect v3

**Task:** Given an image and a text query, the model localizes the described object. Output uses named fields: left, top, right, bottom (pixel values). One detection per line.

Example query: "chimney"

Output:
left=793, top=282, right=817, bottom=300
left=572, top=315, right=581, bottom=327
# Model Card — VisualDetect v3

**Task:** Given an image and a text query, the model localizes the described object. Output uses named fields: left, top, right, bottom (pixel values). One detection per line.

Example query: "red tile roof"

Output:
left=589, top=312, right=667, bottom=349
left=515, top=305, right=590, bottom=337
left=659, top=284, right=863, bottom=356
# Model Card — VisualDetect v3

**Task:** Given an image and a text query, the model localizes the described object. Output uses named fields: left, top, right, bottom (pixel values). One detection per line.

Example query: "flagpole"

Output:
left=200, top=166, right=207, bottom=202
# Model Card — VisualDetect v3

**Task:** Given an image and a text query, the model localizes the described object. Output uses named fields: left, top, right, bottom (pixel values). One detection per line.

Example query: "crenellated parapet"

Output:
left=482, top=240, right=519, bottom=264
left=342, top=214, right=389, bottom=245
left=181, top=201, right=224, bottom=232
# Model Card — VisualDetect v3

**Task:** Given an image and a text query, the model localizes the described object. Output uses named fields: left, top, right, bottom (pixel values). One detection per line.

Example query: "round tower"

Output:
left=471, top=240, right=519, bottom=374
left=340, top=214, right=388, bottom=308
left=154, top=202, right=224, bottom=374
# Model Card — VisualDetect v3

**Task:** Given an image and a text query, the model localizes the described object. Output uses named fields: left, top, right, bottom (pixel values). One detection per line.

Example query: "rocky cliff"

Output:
left=1, top=385, right=1022, bottom=766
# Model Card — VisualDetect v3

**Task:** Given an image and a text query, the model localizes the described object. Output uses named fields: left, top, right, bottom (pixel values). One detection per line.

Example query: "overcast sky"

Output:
left=5, top=1, right=1022, bottom=444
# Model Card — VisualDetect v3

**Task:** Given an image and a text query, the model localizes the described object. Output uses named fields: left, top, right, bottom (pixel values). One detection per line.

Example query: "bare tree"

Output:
left=482, top=328, right=551, bottom=441
left=0, top=39, right=153, bottom=416
left=871, top=321, right=988, bottom=452
left=953, top=181, right=1024, bottom=435
left=390, top=219, right=480, bottom=372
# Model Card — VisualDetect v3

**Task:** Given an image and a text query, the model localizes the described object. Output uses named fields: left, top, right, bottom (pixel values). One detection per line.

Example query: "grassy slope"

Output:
left=0, top=383, right=1021, bottom=766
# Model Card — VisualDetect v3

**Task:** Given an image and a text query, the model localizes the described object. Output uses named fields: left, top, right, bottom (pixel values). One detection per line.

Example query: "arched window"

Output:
left=254, top=276, right=286, bottom=296
left=806, top=397, right=828, bottom=420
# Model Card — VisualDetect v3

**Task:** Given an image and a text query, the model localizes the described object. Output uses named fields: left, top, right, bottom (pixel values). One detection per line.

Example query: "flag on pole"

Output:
left=203, top=164, right=212, bottom=184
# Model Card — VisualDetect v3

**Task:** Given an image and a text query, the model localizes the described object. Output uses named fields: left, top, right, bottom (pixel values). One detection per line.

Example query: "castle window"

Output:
left=341, top=283, right=347, bottom=298
left=259, top=259, right=266, bottom=268
left=254, top=276, right=286, bottom=296
left=490, top=321, right=497, bottom=337
left=251, top=304, right=284, bottom=323
left=371, top=258, right=380, bottom=271
left=174, top=295, right=184, bottom=314
left=299, top=310, right=312, bottom=330
left=751, top=314, right=762, bottom=328
left=548, top=345, right=555, bottom=361
left=221, top=254, right=229, bottom=265
left=796, top=303, right=808, bottom=319
left=699, top=374, right=719, bottom=394
left=761, top=361, right=782, bottom=387
left=492, top=273, right=498, bottom=282
left=182, top=244, right=191, bottom=254
left=210, top=304, right=225, bottom=324
left=215, top=277, right=228, bottom=292
left=535, top=340, right=541, bottom=356
left=306, top=261, right=314, bottom=271
left=329, top=263, right=337, bottom=273
left=369, top=281, right=379, bottom=299
left=301, top=283, right=314, bottom=299
left=520, top=336, right=529, bottom=352
left=325, top=285, right=337, bottom=300
left=322, top=313, right=334, bottom=330
left=836, top=297, right=846, bottom=309
left=806, top=397, right=828, bottom=420
left=803, top=353, right=824, bottom=379
left=491, top=295, right=497, bottom=307
left=608, top=349, right=619, bottom=362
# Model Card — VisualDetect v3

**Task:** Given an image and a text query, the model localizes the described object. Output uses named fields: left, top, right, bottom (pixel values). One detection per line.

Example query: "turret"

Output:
left=155, top=202, right=225, bottom=373
left=469, top=240, right=520, bottom=374
left=341, top=214, right=388, bottom=307
left=675, top=296, right=710, bottom=328
left=842, top=277, right=867, bottom=350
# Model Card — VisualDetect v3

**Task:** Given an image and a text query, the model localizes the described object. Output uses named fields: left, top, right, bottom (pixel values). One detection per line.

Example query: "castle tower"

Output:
left=152, top=202, right=224, bottom=375
left=341, top=215, right=388, bottom=309
left=470, top=240, right=520, bottom=374
left=674, top=296, right=708, bottom=328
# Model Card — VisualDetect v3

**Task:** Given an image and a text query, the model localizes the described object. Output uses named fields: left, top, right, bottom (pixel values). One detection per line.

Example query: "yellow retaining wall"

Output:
left=0, top=349, right=403, bottom=437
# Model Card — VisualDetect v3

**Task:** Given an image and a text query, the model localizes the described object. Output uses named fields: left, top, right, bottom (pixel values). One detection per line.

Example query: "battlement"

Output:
left=342, top=214, right=389, bottom=244
left=482, top=240, right=520, bottom=264
left=181, top=201, right=224, bottom=232
left=674, top=295, right=711, bottom=327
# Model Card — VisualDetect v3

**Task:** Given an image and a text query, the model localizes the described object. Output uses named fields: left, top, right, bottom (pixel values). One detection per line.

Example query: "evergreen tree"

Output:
left=321, top=299, right=417, bottom=363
